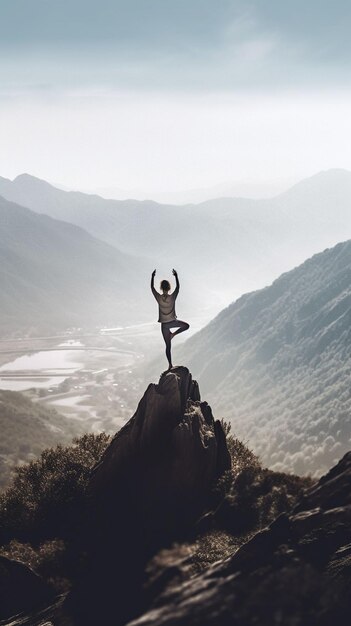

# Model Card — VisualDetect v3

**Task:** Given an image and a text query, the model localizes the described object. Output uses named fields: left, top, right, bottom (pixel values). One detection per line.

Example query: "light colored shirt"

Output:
left=153, top=291, right=178, bottom=323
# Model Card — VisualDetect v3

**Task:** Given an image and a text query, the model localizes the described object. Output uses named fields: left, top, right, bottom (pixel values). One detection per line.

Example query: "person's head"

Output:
left=160, top=279, right=171, bottom=292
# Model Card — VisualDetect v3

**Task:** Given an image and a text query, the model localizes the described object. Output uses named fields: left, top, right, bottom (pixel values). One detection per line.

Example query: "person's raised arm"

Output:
left=151, top=269, right=158, bottom=299
left=172, top=268, right=180, bottom=297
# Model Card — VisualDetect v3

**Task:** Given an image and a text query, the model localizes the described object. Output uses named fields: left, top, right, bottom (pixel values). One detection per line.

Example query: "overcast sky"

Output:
left=1, top=0, right=351, bottom=198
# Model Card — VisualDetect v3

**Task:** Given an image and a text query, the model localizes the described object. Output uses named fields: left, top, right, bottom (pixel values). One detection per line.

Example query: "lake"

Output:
left=0, top=349, right=85, bottom=391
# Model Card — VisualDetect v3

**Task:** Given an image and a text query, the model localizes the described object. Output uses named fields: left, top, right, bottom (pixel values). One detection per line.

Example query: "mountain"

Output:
left=0, top=390, right=80, bottom=489
left=176, top=239, right=351, bottom=477
left=0, top=195, right=145, bottom=334
left=3, top=169, right=351, bottom=321
left=127, top=452, right=351, bottom=626
left=1, top=366, right=350, bottom=626
left=89, top=177, right=292, bottom=203
left=0, top=367, right=306, bottom=624
left=89, top=366, right=231, bottom=549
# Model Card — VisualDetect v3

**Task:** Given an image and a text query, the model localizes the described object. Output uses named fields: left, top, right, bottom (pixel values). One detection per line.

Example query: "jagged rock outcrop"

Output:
left=125, top=451, right=351, bottom=626
left=63, top=367, right=231, bottom=626
left=89, top=366, right=231, bottom=550
left=0, top=367, right=231, bottom=626
left=0, top=556, right=54, bottom=621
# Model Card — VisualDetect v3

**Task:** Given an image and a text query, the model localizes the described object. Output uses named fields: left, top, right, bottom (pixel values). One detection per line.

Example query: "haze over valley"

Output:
left=2, top=168, right=351, bottom=330
left=2, top=169, right=351, bottom=479
left=4, top=4, right=351, bottom=625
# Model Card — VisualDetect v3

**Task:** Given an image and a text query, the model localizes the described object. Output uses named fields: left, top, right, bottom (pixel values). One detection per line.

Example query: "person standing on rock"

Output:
left=151, top=269, right=190, bottom=370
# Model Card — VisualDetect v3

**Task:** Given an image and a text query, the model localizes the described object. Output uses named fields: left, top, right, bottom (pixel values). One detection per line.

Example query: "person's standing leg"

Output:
left=161, top=323, right=173, bottom=368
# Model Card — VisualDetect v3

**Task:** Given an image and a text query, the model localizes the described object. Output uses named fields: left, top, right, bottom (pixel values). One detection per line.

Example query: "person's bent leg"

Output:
left=169, top=320, right=190, bottom=338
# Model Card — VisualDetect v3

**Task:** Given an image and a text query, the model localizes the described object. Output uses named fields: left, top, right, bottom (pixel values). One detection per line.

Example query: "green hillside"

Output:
left=0, top=390, right=82, bottom=489
left=178, top=240, right=351, bottom=476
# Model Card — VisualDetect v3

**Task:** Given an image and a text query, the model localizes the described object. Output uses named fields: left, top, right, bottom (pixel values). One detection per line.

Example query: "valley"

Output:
left=0, top=324, right=156, bottom=438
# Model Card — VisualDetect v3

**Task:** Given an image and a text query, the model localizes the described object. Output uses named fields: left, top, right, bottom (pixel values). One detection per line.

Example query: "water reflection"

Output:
left=0, top=350, right=85, bottom=391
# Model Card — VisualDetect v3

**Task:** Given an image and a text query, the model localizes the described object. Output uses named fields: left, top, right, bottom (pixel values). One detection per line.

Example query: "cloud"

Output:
left=1, top=1, right=351, bottom=94
left=2, top=1, right=351, bottom=193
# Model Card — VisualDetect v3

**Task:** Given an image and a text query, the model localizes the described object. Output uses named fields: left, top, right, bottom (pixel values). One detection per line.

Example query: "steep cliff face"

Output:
left=89, top=366, right=231, bottom=550
left=126, top=452, right=351, bottom=626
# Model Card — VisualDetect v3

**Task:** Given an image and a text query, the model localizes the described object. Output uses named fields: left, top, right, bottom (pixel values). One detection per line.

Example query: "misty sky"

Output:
left=1, top=0, right=351, bottom=197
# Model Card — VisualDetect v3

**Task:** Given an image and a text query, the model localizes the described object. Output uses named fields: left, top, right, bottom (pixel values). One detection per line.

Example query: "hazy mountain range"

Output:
left=2, top=169, right=351, bottom=473
left=0, top=195, right=144, bottom=333
left=86, top=177, right=294, bottom=204
left=2, top=169, right=351, bottom=326
left=176, top=238, right=351, bottom=476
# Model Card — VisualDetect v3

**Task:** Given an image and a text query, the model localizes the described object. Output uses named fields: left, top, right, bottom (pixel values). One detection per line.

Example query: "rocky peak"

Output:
left=89, top=366, right=231, bottom=549
left=3, top=369, right=351, bottom=626
left=62, top=367, right=231, bottom=625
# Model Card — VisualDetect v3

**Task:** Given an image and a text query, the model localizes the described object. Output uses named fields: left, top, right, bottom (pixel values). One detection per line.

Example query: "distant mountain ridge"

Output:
left=0, top=194, right=145, bottom=333
left=2, top=170, right=351, bottom=323
left=176, top=238, right=351, bottom=476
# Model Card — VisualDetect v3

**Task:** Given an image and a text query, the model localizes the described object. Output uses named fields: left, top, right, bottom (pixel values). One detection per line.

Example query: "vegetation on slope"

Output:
left=0, top=426, right=311, bottom=592
left=0, top=433, right=110, bottom=590
left=186, top=422, right=313, bottom=574
left=0, top=390, right=83, bottom=490
left=178, top=239, right=351, bottom=476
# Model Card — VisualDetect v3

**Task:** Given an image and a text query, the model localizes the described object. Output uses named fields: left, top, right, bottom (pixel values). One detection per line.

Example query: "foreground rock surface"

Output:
left=125, top=452, right=351, bottom=626
left=0, top=556, right=54, bottom=622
